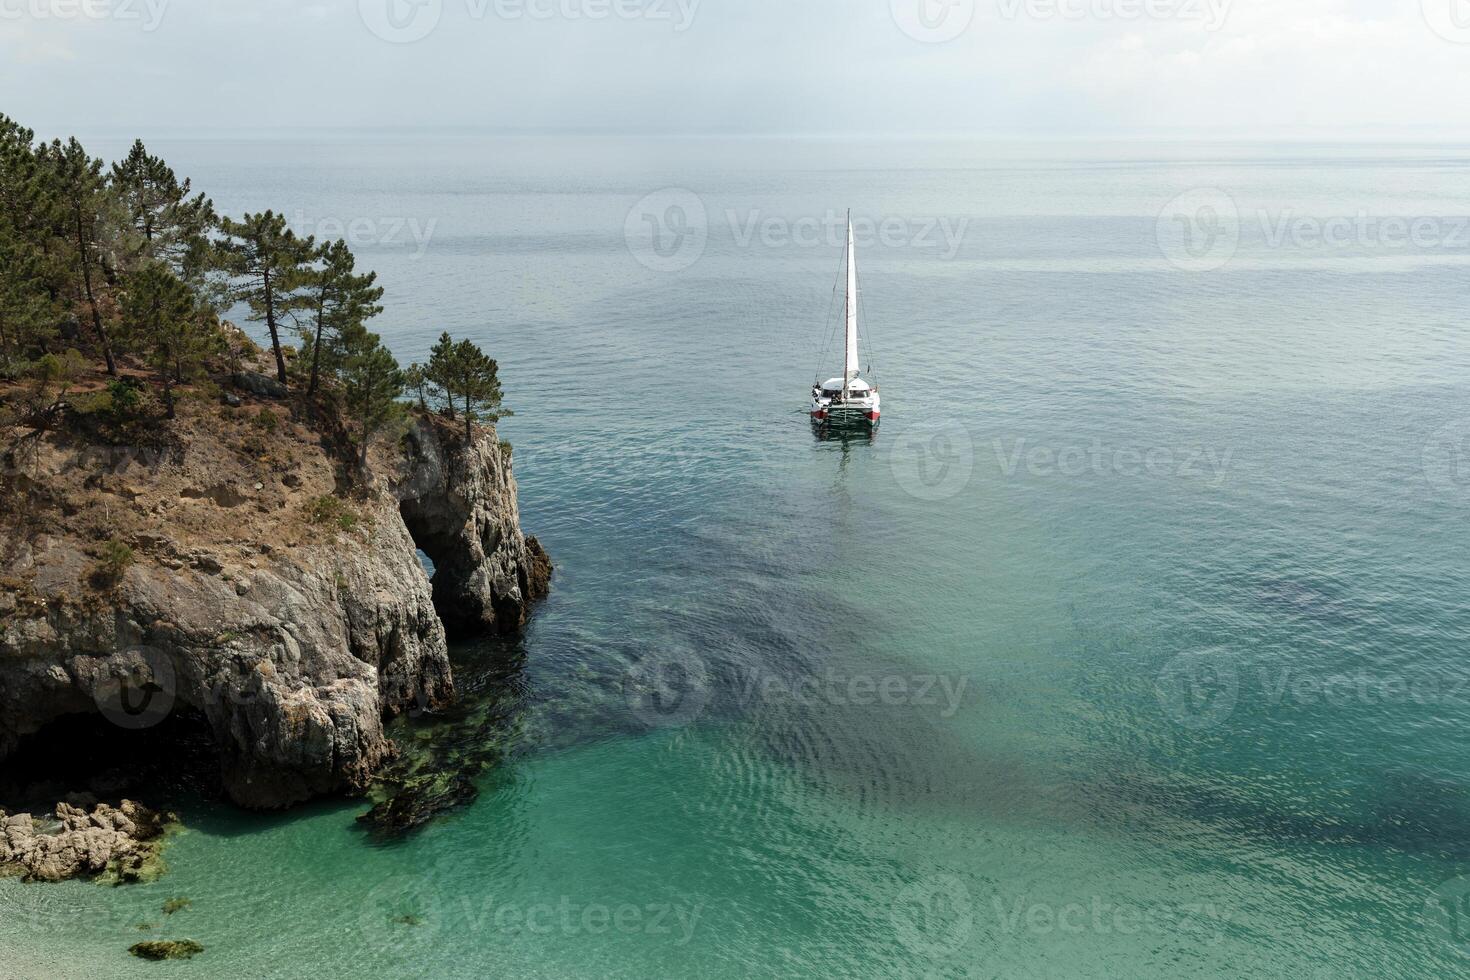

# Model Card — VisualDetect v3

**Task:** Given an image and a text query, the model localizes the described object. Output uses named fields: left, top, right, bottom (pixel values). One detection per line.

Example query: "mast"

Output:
left=844, top=210, right=859, bottom=394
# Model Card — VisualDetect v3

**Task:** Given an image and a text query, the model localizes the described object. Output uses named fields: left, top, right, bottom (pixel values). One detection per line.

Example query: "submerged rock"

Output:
left=356, top=652, right=523, bottom=839
left=357, top=772, right=479, bottom=837
left=129, top=939, right=204, bottom=961
left=0, top=800, right=175, bottom=884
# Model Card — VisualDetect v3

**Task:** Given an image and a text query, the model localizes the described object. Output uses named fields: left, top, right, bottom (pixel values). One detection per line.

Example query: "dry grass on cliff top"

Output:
left=0, top=348, right=404, bottom=607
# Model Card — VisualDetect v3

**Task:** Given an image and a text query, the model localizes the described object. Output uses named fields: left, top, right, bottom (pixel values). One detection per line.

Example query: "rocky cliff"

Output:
left=0, top=395, right=548, bottom=811
left=397, top=416, right=551, bottom=636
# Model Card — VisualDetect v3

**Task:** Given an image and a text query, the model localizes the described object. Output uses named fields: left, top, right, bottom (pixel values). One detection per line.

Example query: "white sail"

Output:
left=844, top=211, right=860, bottom=388
left=809, top=208, right=881, bottom=427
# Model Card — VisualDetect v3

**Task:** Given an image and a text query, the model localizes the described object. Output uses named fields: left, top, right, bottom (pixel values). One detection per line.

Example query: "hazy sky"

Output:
left=5, top=0, right=1470, bottom=138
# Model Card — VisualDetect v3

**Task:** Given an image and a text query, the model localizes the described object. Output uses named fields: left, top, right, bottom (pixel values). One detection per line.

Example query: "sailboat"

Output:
left=810, top=211, right=881, bottom=427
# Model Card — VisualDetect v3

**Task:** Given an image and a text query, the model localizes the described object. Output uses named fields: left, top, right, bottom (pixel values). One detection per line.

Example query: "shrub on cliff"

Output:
left=90, top=538, right=135, bottom=588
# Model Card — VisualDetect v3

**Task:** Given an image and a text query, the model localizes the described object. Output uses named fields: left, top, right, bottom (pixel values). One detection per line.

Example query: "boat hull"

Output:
left=810, top=401, right=880, bottom=427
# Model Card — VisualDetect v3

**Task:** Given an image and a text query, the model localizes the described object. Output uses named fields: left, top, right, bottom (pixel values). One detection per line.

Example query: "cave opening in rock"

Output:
left=0, top=709, right=220, bottom=813
left=399, top=498, right=464, bottom=628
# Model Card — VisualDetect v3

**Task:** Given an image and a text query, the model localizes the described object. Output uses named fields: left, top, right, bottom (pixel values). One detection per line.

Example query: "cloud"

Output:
left=5, top=0, right=1470, bottom=136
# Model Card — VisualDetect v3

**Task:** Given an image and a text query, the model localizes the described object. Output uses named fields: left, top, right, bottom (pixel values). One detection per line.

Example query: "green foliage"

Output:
left=104, top=378, right=142, bottom=417
left=72, top=379, right=157, bottom=442
left=424, top=332, right=508, bottom=442
left=0, top=115, right=60, bottom=366
left=301, top=239, right=384, bottom=396
left=91, top=537, right=135, bottom=587
left=403, top=362, right=429, bottom=409
left=30, top=348, right=87, bottom=392
left=307, top=494, right=359, bottom=533
left=252, top=407, right=279, bottom=433
left=0, top=235, right=55, bottom=368
left=338, top=324, right=405, bottom=470
left=111, top=140, right=216, bottom=281
left=39, top=136, right=122, bottom=375
left=120, top=264, right=214, bottom=418
left=0, top=115, right=519, bottom=468
left=216, top=211, right=316, bottom=386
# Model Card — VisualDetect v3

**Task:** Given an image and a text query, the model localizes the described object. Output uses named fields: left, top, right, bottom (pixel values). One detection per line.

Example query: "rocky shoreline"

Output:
left=0, top=380, right=549, bottom=879
left=0, top=799, right=174, bottom=884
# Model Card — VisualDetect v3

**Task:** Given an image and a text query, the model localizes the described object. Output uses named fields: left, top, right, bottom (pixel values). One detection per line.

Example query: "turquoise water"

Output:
left=5, top=137, right=1470, bottom=977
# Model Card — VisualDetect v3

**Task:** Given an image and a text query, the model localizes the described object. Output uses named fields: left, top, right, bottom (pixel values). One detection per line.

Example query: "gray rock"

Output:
left=0, top=800, right=172, bottom=883
left=232, top=371, right=287, bottom=399
left=0, top=417, right=546, bottom=811
left=396, top=417, right=552, bottom=636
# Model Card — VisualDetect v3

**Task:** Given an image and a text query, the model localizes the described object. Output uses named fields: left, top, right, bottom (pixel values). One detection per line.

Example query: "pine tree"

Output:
left=452, top=338, right=506, bottom=443
left=121, top=264, right=211, bottom=419
left=0, top=115, right=56, bottom=267
left=338, top=323, right=404, bottom=471
left=0, top=232, right=54, bottom=369
left=302, top=239, right=384, bottom=397
left=0, top=121, right=54, bottom=366
left=110, top=140, right=215, bottom=280
left=403, top=362, right=429, bottom=410
left=216, top=211, right=315, bottom=386
left=40, top=137, right=120, bottom=375
left=423, top=332, right=458, bottom=419
left=425, top=333, right=507, bottom=442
